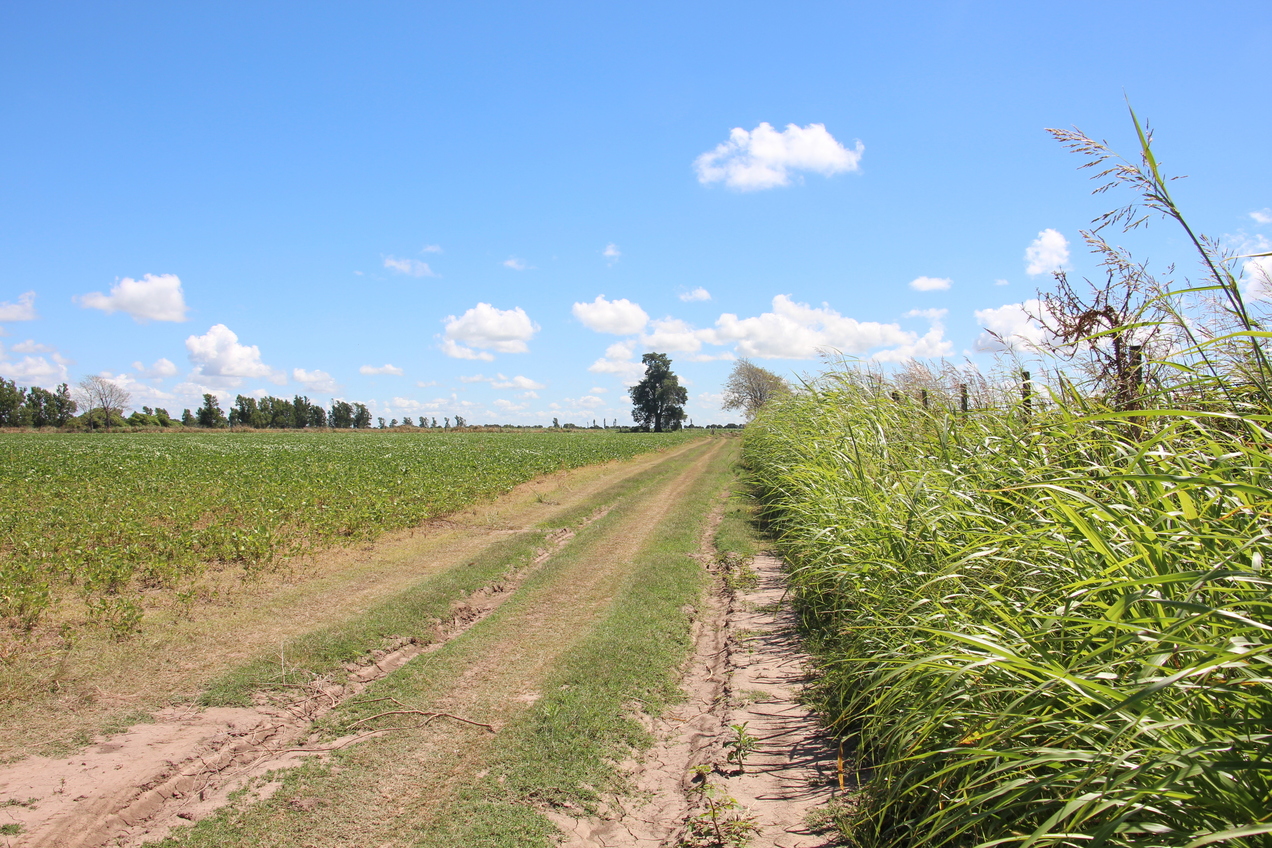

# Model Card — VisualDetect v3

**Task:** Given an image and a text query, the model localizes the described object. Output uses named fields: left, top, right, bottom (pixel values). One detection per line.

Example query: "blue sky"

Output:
left=2, top=2, right=1269, bottom=425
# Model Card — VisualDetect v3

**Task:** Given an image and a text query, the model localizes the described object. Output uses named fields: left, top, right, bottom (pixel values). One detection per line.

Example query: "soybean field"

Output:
left=0, top=429, right=703, bottom=635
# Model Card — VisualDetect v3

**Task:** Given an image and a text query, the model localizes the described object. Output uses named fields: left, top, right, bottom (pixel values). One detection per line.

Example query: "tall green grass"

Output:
left=743, top=115, right=1272, bottom=847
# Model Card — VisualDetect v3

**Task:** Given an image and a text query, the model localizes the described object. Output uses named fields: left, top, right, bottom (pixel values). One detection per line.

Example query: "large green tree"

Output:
left=629, top=352, right=688, bottom=432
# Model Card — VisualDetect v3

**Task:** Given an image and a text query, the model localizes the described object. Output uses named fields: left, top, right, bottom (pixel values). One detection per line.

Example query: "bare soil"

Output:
left=0, top=438, right=848, bottom=847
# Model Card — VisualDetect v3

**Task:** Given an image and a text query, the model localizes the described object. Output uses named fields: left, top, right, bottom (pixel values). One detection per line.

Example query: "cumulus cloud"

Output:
left=133, top=358, right=179, bottom=379
left=909, top=276, right=952, bottom=292
left=0, top=346, right=69, bottom=386
left=293, top=368, right=337, bottom=393
left=503, top=257, right=527, bottom=271
left=360, top=364, right=405, bottom=376
left=587, top=341, right=645, bottom=383
left=1025, top=229, right=1070, bottom=276
left=441, top=303, right=538, bottom=359
left=186, top=324, right=284, bottom=386
left=695, top=122, right=864, bottom=191
left=703, top=294, right=941, bottom=360
left=0, top=291, right=37, bottom=322
left=973, top=299, right=1051, bottom=352
left=1251, top=209, right=1272, bottom=225
left=603, top=243, right=621, bottom=264
left=679, top=287, right=711, bottom=302
left=572, top=295, right=649, bottom=335
left=76, top=274, right=188, bottom=323
left=384, top=256, right=438, bottom=278
left=640, top=317, right=705, bottom=353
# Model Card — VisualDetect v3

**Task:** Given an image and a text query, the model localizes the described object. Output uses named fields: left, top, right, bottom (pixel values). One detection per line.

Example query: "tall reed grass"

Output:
left=744, top=114, right=1272, bottom=847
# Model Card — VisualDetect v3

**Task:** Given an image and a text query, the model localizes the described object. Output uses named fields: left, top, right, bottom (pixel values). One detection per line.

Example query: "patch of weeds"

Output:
left=731, top=689, right=771, bottom=707
left=0, top=798, right=36, bottom=808
left=98, top=708, right=155, bottom=739
left=717, top=552, right=758, bottom=591
left=724, top=722, right=758, bottom=774
left=0, top=822, right=22, bottom=835
left=680, top=765, right=759, bottom=848
left=804, top=799, right=854, bottom=835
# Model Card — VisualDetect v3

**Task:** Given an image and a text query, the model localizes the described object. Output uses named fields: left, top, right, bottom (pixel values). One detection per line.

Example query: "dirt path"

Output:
left=0, top=437, right=848, bottom=847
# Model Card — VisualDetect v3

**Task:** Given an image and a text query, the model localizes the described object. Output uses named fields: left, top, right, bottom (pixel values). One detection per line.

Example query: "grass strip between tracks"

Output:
left=155, top=438, right=735, bottom=847
left=199, top=441, right=711, bottom=708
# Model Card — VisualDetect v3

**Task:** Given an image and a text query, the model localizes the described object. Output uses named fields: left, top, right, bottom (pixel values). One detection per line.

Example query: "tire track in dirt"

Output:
left=0, top=439, right=719, bottom=848
left=549, top=520, right=846, bottom=846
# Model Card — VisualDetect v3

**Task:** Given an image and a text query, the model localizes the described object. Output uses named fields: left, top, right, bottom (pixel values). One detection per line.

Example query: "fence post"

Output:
left=920, top=388, right=929, bottom=409
left=960, top=383, right=969, bottom=413
left=1022, top=370, right=1032, bottom=418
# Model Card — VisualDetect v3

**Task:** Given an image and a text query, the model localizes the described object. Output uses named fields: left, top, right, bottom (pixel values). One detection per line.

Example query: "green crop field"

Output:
left=0, top=429, right=705, bottom=636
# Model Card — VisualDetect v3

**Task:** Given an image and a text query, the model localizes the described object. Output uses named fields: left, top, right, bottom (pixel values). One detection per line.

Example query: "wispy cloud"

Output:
left=384, top=256, right=439, bottom=277
left=503, top=256, right=527, bottom=271
left=603, top=243, right=621, bottom=264
left=422, top=244, right=443, bottom=253
left=679, top=287, right=711, bottom=302
left=909, top=276, right=952, bottom=292
left=695, top=122, right=863, bottom=191
left=0, top=291, right=37, bottom=322
left=360, top=364, right=404, bottom=376
left=1251, top=209, right=1272, bottom=225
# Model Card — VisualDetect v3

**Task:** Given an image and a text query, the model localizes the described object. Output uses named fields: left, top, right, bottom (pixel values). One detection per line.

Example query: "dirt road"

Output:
left=0, top=436, right=843, bottom=847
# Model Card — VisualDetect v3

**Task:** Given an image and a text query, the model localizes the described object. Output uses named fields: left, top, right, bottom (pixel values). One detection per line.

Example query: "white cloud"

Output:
left=572, top=295, right=649, bottom=335
left=603, top=243, right=621, bottom=264
left=1025, top=229, right=1070, bottom=276
left=76, top=273, right=188, bottom=323
left=132, top=357, right=178, bottom=379
left=441, top=303, right=538, bottom=359
left=905, top=308, right=948, bottom=321
left=503, top=257, right=527, bottom=271
left=441, top=339, right=495, bottom=361
left=588, top=341, right=645, bottom=383
left=995, top=278, right=1010, bottom=286
left=459, top=373, right=488, bottom=383
left=422, top=244, right=443, bottom=253
left=872, top=312, right=953, bottom=363
left=679, top=287, right=711, bottom=302
left=186, top=324, right=284, bottom=386
left=704, top=294, right=933, bottom=359
left=0, top=291, right=37, bottom=322
left=1251, top=209, right=1272, bottom=225
left=97, top=370, right=175, bottom=405
left=360, top=364, right=405, bottom=376
left=0, top=351, right=68, bottom=386
left=492, top=374, right=545, bottom=390
left=14, top=339, right=54, bottom=354
left=909, top=276, right=952, bottom=292
left=590, top=386, right=608, bottom=394
left=640, top=317, right=706, bottom=353
left=384, top=256, right=438, bottom=277
left=973, top=299, right=1051, bottom=352
left=494, top=398, right=529, bottom=412
left=1244, top=254, right=1272, bottom=300
left=695, top=122, right=864, bottom=191
left=293, top=368, right=337, bottom=393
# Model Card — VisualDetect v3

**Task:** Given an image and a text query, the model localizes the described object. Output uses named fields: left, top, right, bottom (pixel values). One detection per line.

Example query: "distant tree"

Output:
left=402, top=416, right=414, bottom=427
left=52, top=383, right=77, bottom=426
left=76, top=375, right=131, bottom=431
left=196, top=393, right=228, bottom=428
left=454, top=414, right=465, bottom=428
left=389, top=418, right=398, bottom=428
left=552, top=417, right=559, bottom=428
left=181, top=408, right=196, bottom=426
left=431, top=417, right=438, bottom=428
left=24, top=385, right=57, bottom=427
left=444, top=417, right=451, bottom=429
left=0, top=378, right=24, bottom=426
left=330, top=400, right=354, bottom=428
left=353, top=403, right=372, bottom=429
left=307, top=404, right=328, bottom=428
left=721, top=358, right=790, bottom=420
left=629, top=352, right=688, bottom=432
left=229, top=395, right=264, bottom=428
left=153, top=407, right=174, bottom=426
